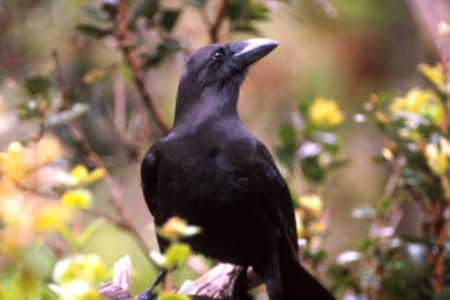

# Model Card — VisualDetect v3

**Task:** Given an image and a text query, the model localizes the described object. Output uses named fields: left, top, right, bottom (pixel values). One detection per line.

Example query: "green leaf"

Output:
left=303, top=249, right=327, bottom=266
left=80, top=6, right=109, bottom=22
left=327, top=264, right=356, bottom=293
left=142, top=40, right=182, bottom=68
left=234, top=24, right=260, bottom=35
left=24, top=75, right=51, bottom=96
left=58, top=226, right=81, bottom=251
left=158, top=293, right=191, bottom=300
left=63, top=87, right=81, bottom=103
left=275, top=146, right=295, bottom=169
left=371, top=155, right=387, bottom=164
left=131, top=0, right=160, bottom=24
left=160, top=10, right=181, bottom=32
left=329, top=159, right=350, bottom=170
left=23, top=243, right=56, bottom=278
left=278, top=123, right=297, bottom=151
left=1, top=265, right=21, bottom=293
left=76, top=24, right=111, bottom=39
left=300, top=156, right=325, bottom=183
left=247, top=2, right=269, bottom=20
left=375, top=198, right=393, bottom=216
left=78, top=218, right=106, bottom=246
left=101, top=2, right=118, bottom=19
left=357, top=237, right=379, bottom=253
left=435, top=288, right=450, bottom=300
left=163, top=243, right=191, bottom=268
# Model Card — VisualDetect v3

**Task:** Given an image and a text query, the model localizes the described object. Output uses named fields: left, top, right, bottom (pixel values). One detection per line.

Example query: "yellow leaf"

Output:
left=83, top=69, right=107, bottom=84
left=84, top=168, right=105, bottom=185
left=295, top=210, right=305, bottom=237
left=418, top=64, right=445, bottom=89
left=425, top=143, right=448, bottom=176
left=310, top=220, right=326, bottom=235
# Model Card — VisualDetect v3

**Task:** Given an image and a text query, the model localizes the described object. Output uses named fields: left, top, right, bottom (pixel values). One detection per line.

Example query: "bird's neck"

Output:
left=173, top=85, right=240, bottom=130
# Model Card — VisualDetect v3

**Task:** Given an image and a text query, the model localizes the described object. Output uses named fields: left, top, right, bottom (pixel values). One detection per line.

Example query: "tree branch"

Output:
left=209, top=0, right=229, bottom=43
left=114, top=0, right=171, bottom=135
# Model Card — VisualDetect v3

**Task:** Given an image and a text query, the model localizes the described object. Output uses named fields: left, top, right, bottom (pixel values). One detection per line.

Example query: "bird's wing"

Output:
left=250, top=143, right=299, bottom=257
left=140, top=142, right=160, bottom=215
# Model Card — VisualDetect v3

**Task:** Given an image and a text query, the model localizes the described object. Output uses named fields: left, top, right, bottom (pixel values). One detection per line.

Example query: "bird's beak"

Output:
left=229, top=38, right=279, bottom=70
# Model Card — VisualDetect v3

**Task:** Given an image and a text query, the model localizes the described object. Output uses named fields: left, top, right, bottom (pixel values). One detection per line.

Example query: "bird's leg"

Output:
left=261, top=257, right=283, bottom=300
left=136, top=268, right=168, bottom=300
left=231, top=265, right=253, bottom=300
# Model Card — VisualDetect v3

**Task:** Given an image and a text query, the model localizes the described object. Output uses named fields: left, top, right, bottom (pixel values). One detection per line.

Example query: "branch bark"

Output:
left=209, top=0, right=229, bottom=43
left=114, top=0, right=171, bottom=135
left=100, top=262, right=262, bottom=300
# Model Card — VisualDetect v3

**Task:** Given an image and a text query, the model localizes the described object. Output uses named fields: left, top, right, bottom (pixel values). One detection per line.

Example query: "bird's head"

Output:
left=182, top=38, right=278, bottom=90
left=174, top=38, right=278, bottom=127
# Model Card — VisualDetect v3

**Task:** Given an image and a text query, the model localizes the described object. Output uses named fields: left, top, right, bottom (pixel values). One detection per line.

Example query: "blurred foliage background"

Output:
left=1, top=0, right=450, bottom=299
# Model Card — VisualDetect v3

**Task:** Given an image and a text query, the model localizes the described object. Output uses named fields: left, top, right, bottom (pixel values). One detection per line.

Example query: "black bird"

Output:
left=141, top=39, right=335, bottom=300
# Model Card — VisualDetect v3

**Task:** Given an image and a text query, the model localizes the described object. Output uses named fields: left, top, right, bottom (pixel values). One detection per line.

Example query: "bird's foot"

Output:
left=136, top=268, right=168, bottom=300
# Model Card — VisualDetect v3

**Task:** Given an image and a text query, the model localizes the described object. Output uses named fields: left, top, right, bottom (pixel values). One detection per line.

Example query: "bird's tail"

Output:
left=280, top=251, right=336, bottom=300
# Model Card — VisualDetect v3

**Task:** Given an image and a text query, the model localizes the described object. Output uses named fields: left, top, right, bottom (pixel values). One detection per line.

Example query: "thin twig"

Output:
left=86, top=208, right=129, bottom=230
left=113, top=73, right=126, bottom=132
left=52, top=50, right=66, bottom=95
left=68, top=124, right=152, bottom=252
left=51, top=51, right=157, bottom=269
left=114, top=0, right=171, bottom=135
left=209, top=0, right=229, bottom=43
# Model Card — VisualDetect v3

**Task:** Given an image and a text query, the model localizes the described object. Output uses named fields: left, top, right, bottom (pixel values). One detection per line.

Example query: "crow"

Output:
left=141, top=38, right=335, bottom=300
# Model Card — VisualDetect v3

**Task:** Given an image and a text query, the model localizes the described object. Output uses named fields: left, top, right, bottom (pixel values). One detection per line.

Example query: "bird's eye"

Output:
left=213, top=49, right=224, bottom=60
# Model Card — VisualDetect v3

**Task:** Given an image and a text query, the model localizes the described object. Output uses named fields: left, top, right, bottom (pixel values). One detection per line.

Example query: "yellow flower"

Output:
left=298, top=194, right=323, bottom=216
left=0, top=192, right=35, bottom=255
left=51, top=254, right=106, bottom=300
left=61, top=189, right=94, bottom=209
left=381, top=147, right=393, bottom=161
left=35, top=203, right=71, bottom=232
left=308, top=98, right=344, bottom=127
left=159, top=216, right=201, bottom=241
left=0, top=138, right=62, bottom=181
left=54, top=254, right=106, bottom=283
left=390, top=88, right=444, bottom=125
left=161, top=217, right=188, bottom=240
left=310, top=220, right=326, bottom=235
left=0, top=141, right=28, bottom=180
